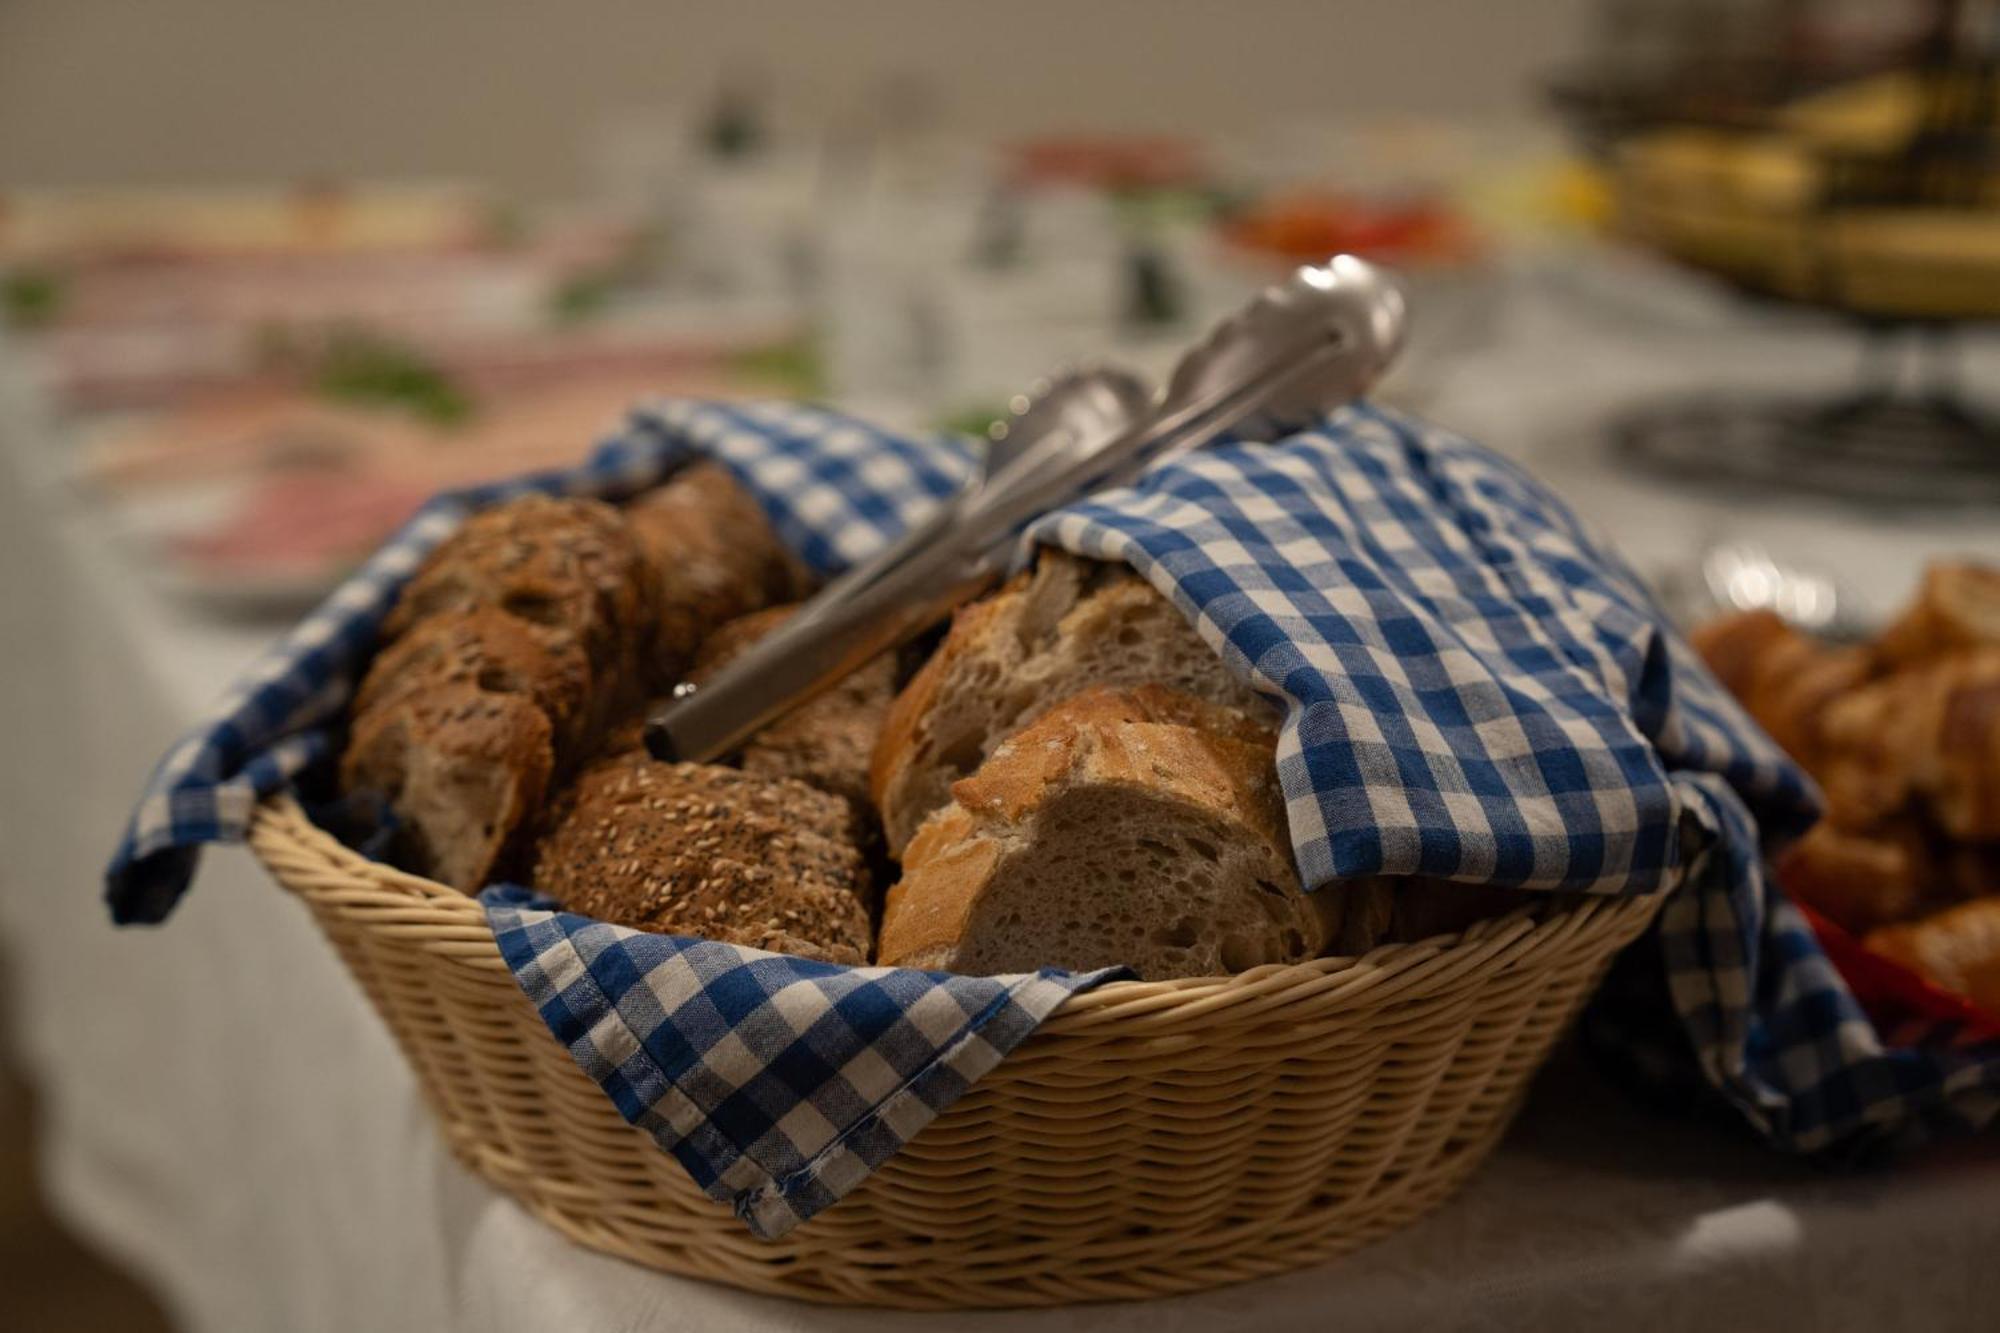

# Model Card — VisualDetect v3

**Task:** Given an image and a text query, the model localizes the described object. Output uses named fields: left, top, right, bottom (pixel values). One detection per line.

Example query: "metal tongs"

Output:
left=647, top=254, right=1408, bottom=764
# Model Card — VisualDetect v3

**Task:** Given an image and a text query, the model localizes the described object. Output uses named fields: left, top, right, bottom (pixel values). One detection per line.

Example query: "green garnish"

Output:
left=2, top=267, right=66, bottom=330
left=548, top=271, right=618, bottom=324
left=934, top=403, right=1010, bottom=441
left=546, top=227, right=669, bottom=326
left=728, top=334, right=826, bottom=399
left=314, top=330, right=472, bottom=426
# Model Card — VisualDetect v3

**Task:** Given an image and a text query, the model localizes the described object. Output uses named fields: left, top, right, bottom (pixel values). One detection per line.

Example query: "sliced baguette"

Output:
left=871, top=550, right=1270, bottom=855
left=878, top=685, right=1344, bottom=979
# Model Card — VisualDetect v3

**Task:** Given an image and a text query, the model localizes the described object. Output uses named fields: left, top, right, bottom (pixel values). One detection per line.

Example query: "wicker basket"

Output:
left=249, top=793, right=1662, bottom=1309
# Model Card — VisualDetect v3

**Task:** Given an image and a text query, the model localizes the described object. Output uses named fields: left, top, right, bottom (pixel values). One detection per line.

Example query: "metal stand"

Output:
left=1614, top=322, right=2000, bottom=507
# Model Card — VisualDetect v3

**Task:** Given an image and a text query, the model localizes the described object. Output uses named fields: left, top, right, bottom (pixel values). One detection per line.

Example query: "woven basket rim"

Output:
left=249, top=793, right=1663, bottom=1029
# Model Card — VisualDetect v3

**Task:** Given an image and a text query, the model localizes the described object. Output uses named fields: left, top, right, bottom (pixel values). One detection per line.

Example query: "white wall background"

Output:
left=0, top=0, right=1592, bottom=197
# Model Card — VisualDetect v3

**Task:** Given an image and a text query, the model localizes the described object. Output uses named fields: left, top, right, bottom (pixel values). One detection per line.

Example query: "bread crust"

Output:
left=1867, top=896, right=2000, bottom=1016
left=950, top=685, right=1285, bottom=844
left=1874, top=562, right=2000, bottom=669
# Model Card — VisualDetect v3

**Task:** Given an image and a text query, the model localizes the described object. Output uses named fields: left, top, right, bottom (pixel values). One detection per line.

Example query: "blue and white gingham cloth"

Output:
left=108, top=398, right=2000, bottom=1236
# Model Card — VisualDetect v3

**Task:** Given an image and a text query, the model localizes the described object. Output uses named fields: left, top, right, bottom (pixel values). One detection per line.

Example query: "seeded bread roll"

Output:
left=623, top=463, right=810, bottom=688
left=878, top=685, right=1355, bottom=979
left=688, top=604, right=896, bottom=812
left=353, top=606, right=594, bottom=754
left=381, top=494, right=649, bottom=691
left=872, top=551, right=1271, bottom=856
left=339, top=683, right=554, bottom=891
left=533, top=753, right=871, bottom=964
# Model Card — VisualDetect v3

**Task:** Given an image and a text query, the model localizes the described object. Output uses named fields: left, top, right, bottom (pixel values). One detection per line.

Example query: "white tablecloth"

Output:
left=4, top=262, right=1998, bottom=1331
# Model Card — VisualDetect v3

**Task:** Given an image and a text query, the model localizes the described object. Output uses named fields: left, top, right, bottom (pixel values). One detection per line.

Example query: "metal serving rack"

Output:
left=1552, top=0, right=2000, bottom=506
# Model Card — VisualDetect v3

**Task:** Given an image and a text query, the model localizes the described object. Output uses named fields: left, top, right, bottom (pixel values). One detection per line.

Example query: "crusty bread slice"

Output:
left=688, top=603, right=895, bottom=813
left=533, top=752, right=871, bottom=964
left=623, top=463, right=811, bottom=688
left=878, top=685, right=1355, bottom=979
left=872, top=551, right=1271, bottom=855
left=339, top=682, right=554, bottom=891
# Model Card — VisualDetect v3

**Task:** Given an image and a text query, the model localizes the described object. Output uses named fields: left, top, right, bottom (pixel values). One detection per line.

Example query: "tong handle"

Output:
left=948, top=331, right=1352, bottom=550
left=781, top=491, right=964, bottom=637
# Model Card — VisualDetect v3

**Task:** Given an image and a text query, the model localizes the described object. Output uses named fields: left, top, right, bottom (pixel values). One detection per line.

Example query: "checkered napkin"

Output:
left=108, top=399, right=2000, bottom=1238
left=483, top=885, right=1109, bottom=1236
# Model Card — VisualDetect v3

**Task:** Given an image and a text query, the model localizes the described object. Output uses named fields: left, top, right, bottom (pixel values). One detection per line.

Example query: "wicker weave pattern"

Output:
left=249, top=796, right=1660, bottom=1309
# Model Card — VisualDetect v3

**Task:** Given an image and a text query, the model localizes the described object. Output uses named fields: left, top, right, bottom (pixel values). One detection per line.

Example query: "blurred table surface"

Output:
left=3, top=253, right=1999, bottom=1332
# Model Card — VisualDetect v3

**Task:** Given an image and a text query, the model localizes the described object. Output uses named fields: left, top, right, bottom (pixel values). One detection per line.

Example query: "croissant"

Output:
left=1695, top=565, right=2000, bottom=1007
left=1690, top=609, right=1868, bottom=770
left=1867, top=897, right=2000, bottom=1018
left=1917, top=650, right=2000, bottom=842
left=1874, top=562, right=2000, bottom=669
left=1777, top=822, right=1928, bottom=935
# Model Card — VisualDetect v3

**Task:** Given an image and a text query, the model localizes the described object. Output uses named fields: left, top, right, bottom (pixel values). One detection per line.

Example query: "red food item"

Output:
left=172, top=470, right=433, bottom=576
left=1796, top=900, right=2000, bottom=1048
left=1223, top=191, right=1480, bottom=266
left=1006, top=136, right=1206, bottom=192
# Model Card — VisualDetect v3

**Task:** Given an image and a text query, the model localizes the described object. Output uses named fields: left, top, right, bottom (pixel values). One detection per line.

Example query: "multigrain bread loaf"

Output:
left=339, top=683, right=555, bottom=891
left=872, top=550, right=1271, bottom=855
left=878, top=685, right=1351, bottom=979
left=533, top=752, right=872, bottom=964
left=623, top=463, right=810, bottom=688
left=382, top=494, right=650, bottom=690
left=687, top=604, right=896, bottom=812
left=352, top=606, right=595, bottom=754
left=343, top=467, right=804, bottom=892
